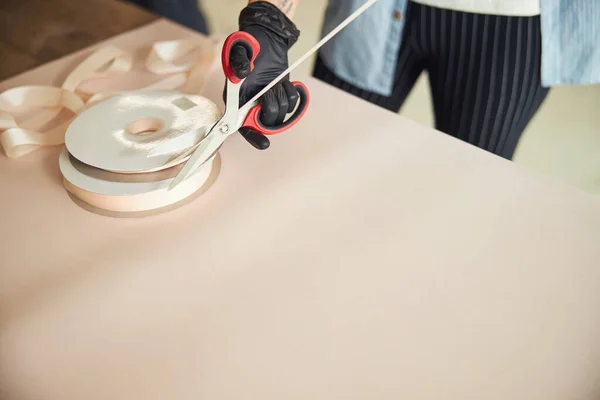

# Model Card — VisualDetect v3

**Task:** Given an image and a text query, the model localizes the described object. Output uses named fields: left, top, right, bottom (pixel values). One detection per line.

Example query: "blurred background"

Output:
left=201, top=0, right=600, bottom=195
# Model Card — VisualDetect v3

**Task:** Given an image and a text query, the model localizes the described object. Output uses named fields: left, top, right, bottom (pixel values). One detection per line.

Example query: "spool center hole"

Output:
left=126, top=118, right=164, bottom=136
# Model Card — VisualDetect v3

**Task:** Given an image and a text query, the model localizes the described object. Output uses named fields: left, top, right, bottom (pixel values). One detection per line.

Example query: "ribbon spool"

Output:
left=60, top=90, right=222, bottom=217
left=65, top=90, right=220, bottom=173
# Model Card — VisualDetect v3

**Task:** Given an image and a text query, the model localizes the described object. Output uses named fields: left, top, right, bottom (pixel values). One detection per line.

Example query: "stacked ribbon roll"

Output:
left=60, top=89, right=222, bottom=217
left=0, top=38, right=226, bottom=217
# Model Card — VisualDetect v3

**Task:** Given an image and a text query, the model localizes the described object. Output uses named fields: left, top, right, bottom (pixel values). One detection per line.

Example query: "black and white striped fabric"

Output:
left=313, top=1, right=550, bottom=160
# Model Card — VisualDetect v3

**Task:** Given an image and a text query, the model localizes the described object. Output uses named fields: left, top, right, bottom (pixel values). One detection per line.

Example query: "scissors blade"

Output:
left=168, top=128, right=227, bottom=190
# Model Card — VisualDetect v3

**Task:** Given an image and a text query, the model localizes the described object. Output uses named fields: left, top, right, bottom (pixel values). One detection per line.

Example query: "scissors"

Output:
left=166, top=31, right=310, bottom=190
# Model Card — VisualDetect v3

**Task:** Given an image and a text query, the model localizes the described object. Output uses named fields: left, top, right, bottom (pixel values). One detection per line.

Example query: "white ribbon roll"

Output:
left=65, top=90, right=220, bottom=173
left=59, top=148, right=220, bottom=216
left=59, top=89, right=222, bottom=216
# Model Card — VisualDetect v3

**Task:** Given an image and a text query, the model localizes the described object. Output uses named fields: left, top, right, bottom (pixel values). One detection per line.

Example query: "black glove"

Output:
left=226, top=1, right=301, bottom=150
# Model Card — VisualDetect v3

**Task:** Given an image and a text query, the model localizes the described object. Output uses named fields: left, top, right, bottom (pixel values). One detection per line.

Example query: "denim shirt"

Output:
left=319, top=0, right=600, bottom=96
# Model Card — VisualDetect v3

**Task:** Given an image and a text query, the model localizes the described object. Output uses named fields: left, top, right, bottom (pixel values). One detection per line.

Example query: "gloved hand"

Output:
left=226, top=1, right=301, bottom=150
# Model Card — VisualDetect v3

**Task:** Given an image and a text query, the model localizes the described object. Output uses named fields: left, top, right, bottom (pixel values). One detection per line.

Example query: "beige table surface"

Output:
left=2, top=20, right=600, bottom=400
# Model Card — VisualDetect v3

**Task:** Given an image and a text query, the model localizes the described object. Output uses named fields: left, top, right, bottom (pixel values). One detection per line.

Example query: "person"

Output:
left=229, top=0, right=600, bottom=159
left=126, top=0, right=210, bottom=34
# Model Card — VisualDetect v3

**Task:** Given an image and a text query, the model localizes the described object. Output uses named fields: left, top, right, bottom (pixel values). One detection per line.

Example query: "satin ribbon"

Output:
left=0, top=86, right=85, bottom=158
left=59, top=148, right=220, bottom=216
left=0, top=37, right=222, bottom=158
left=147, top=39, right=208, bottom=74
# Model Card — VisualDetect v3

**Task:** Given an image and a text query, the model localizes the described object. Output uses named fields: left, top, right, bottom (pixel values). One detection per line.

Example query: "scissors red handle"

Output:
left=221, top=31, right=311, bottom=136
left=241, top=81, right=310, bottom=135
left=222, top=31, right=261, bottom=84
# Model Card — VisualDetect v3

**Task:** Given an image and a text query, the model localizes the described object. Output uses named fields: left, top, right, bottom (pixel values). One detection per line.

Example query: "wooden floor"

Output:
left=0, top=0, right=156, bottom=80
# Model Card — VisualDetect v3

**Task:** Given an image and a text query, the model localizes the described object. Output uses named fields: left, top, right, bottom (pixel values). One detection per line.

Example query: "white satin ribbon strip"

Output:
left=19, top=46, right=133, bottom=132
left=85, top=73, right=189, bottom=106
left=0, top=86, right=85, bottom=158
left=63, top=45, right=133, bottom=96
left=147, top=39, right=206, bottom=74
left=59, top=148, right=219, bottom=215
left=0, top=37, right=220, bottom=158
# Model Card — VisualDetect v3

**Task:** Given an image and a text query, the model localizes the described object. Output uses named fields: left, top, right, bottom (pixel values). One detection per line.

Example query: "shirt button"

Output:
left=394, top=10, right=402, bottom=20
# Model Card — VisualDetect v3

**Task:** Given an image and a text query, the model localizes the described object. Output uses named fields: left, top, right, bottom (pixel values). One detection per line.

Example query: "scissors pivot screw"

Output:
left=218, top=122, right=230, bottom=134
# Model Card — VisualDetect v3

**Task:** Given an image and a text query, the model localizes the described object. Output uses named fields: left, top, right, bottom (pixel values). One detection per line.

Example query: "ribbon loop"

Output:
left=146, top=39, right=206, bottom=74
left=0, top=86, right=85, bottom=158
left=63, top=45, right=133, bottom=95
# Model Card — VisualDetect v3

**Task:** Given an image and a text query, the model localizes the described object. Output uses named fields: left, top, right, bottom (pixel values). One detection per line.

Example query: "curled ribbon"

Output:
left=63, top=45, right=133, bottom=99
left=146, top=39, right=205, bottom=74
left=18, top=46, right=133, bottom=132
left=0, top=37, right=222, bottom=158
left=0, top=86, right=85, bottom=158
